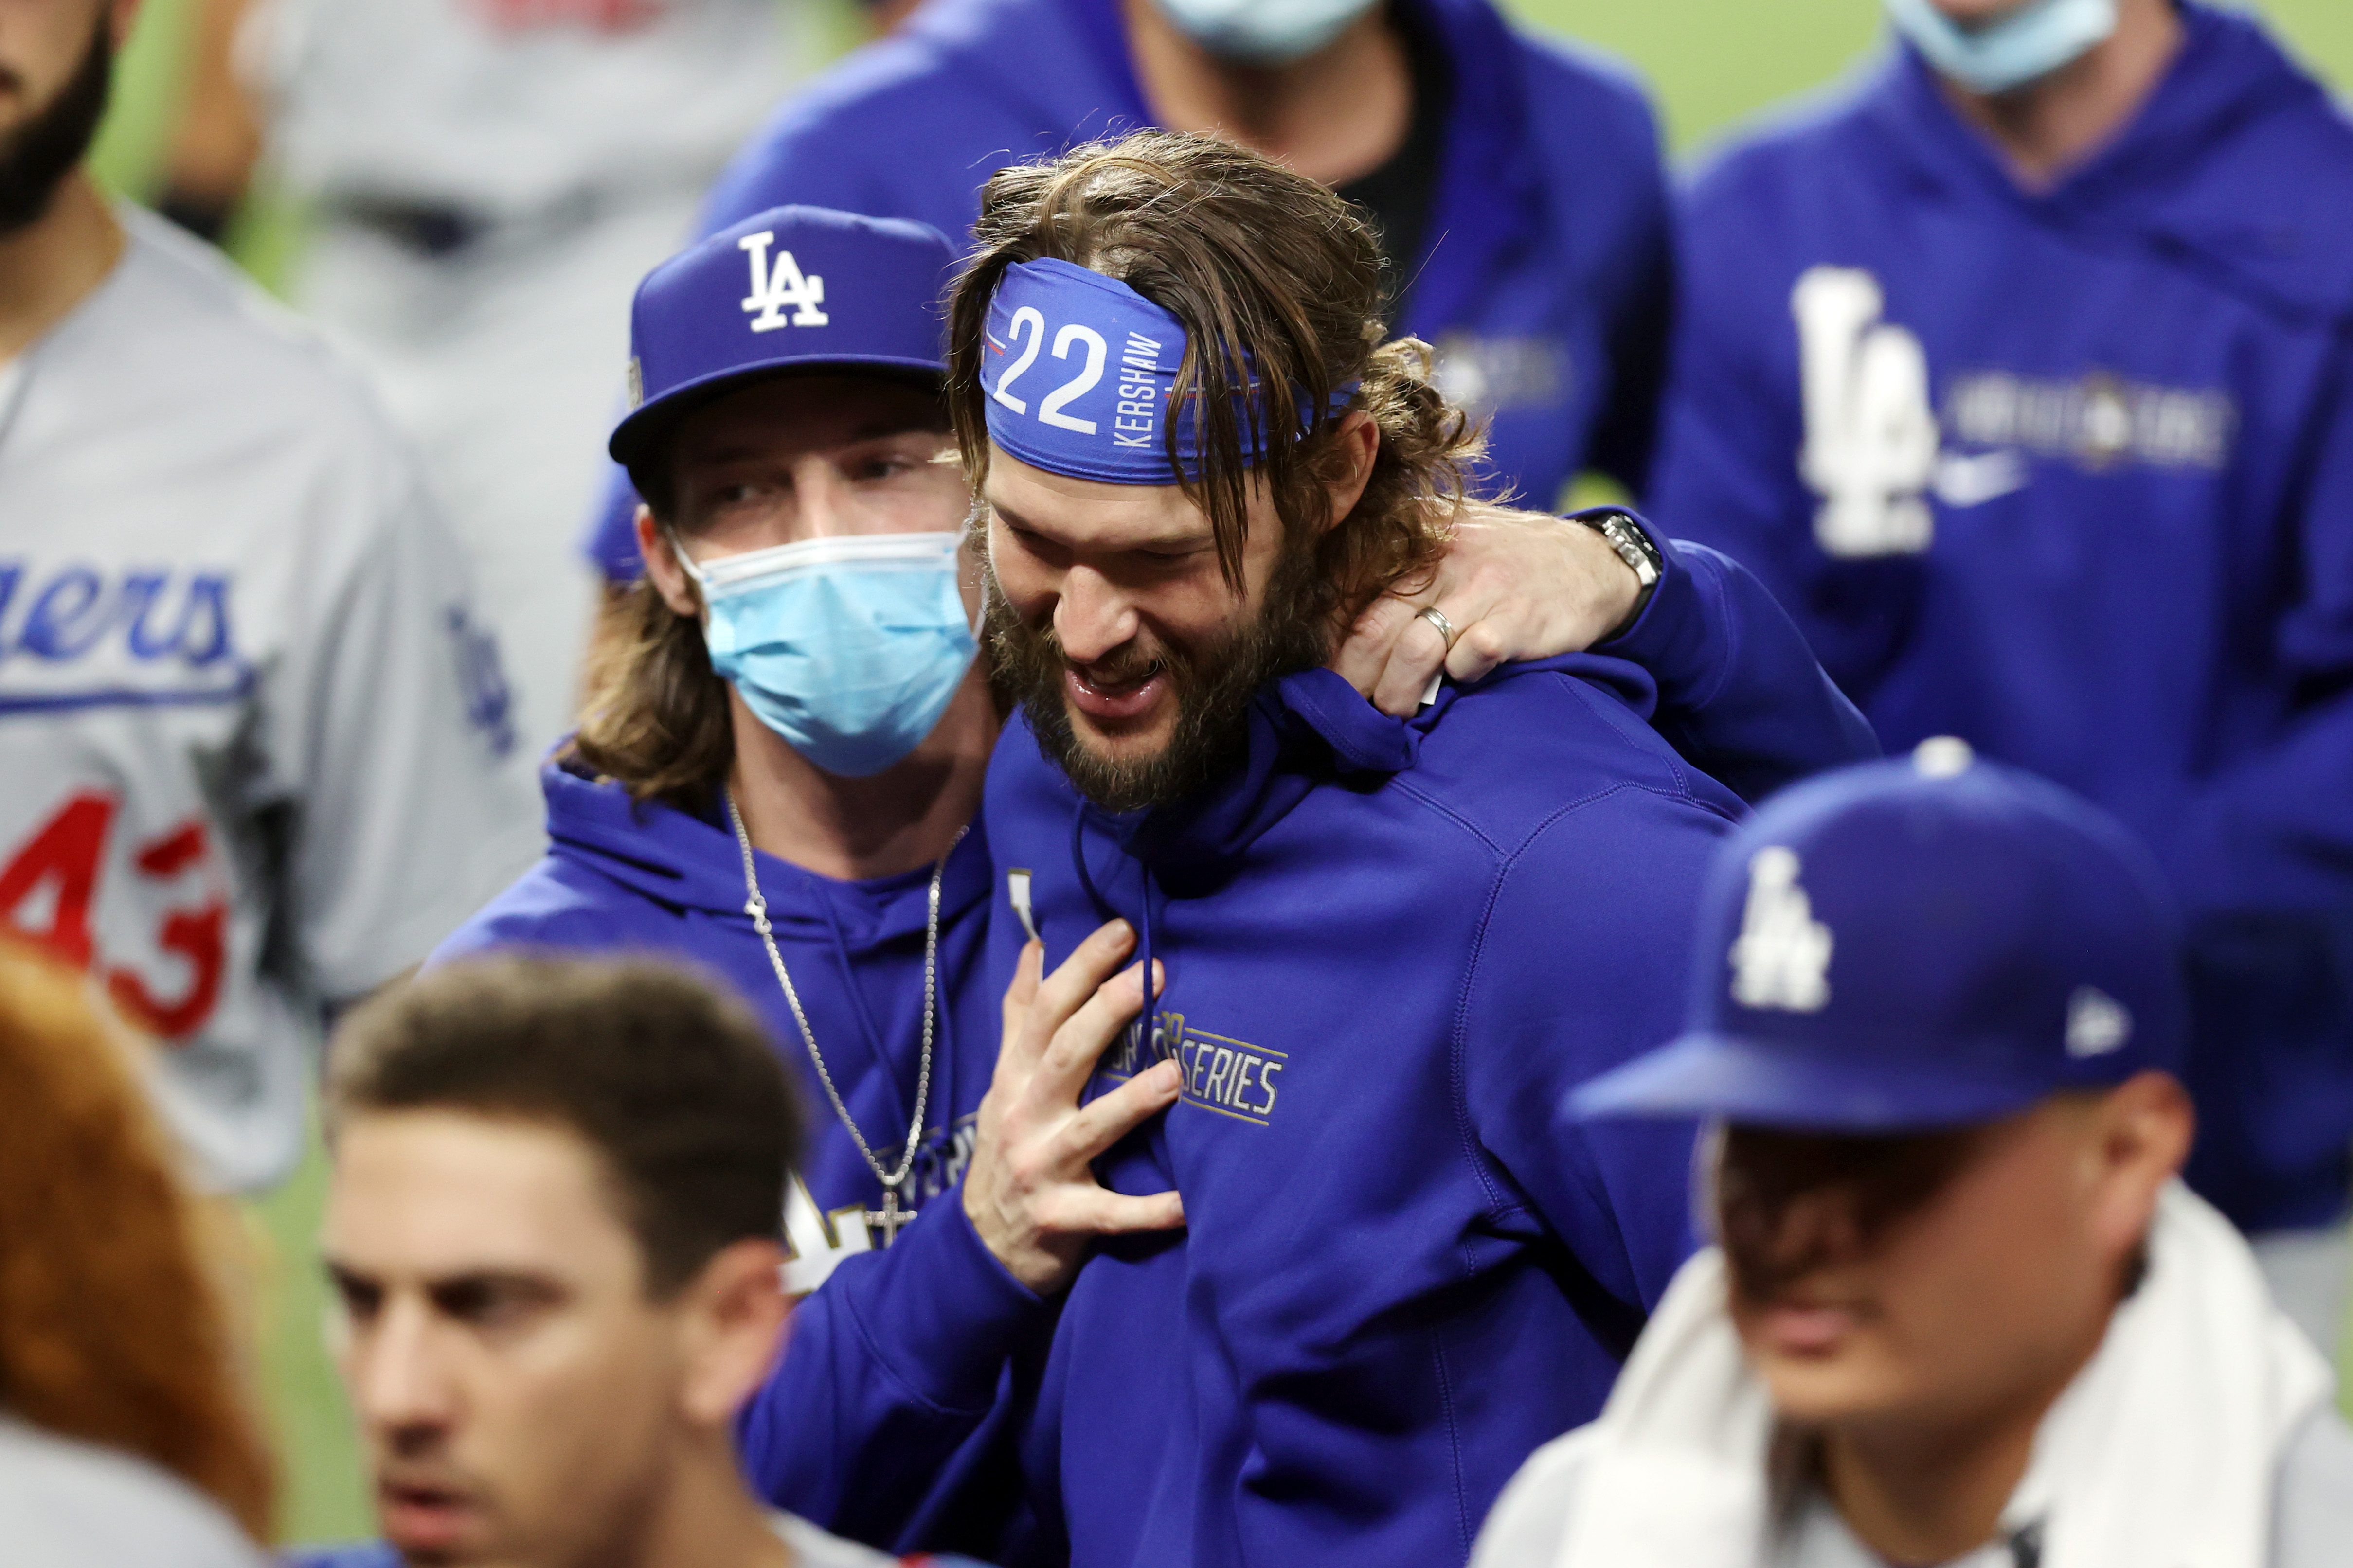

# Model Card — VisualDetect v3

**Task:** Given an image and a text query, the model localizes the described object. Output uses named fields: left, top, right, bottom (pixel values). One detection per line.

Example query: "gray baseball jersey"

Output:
left=261, top=0, right=809, bottom=218
left=0, top=1415, right=267, bottom=1568
left=0, top=209, right=540, bottom=1190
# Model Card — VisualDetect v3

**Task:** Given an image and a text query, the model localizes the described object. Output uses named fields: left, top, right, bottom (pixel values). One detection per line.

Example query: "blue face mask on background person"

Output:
left=1151, top=0, right=1382, bottom=66
left=675, top=531, right=978, bottom=779
left=1883, top=0, right=2119, bottom=96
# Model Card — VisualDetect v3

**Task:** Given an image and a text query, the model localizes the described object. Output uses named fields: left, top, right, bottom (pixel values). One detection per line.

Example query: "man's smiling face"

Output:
left=980, top=445, right=1329, bottom=811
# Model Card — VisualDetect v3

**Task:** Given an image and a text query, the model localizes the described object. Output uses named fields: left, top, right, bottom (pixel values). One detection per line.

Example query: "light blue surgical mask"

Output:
left=1152, top=0, right=1382, bottom=66
left=677, top=531, right=978, bottom=779
left=1884, top=0, right=2119, bottom=95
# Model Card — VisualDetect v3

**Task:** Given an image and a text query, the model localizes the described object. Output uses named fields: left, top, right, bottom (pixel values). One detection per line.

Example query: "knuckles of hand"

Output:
left=1460, top=623, right=1509, bottom=664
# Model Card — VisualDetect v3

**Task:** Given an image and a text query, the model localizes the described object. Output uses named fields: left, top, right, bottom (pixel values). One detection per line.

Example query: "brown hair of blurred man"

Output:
left=945, top=130, right=1482, bottom=811
left=322, top=957, right=807, bottom=1568
left=0, top=941, right=274, bottom=1540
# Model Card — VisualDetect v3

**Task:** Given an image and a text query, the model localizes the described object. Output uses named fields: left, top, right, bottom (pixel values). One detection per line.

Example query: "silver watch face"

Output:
left=1600, top=514, right=1662, bottom=585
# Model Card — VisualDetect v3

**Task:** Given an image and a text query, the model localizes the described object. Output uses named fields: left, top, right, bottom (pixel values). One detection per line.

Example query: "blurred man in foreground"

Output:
left=1476, top=742, right=2353, bottom=1568
left=0, top=0, right=538, bottom=1192
left=1651, top=0, right=2353, bottom=1345
left=299, top=955, right=992, bottom=1568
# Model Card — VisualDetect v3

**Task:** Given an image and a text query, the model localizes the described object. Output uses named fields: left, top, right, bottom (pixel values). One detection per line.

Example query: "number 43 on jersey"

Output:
left=0, top=792, right=227, bottom=1040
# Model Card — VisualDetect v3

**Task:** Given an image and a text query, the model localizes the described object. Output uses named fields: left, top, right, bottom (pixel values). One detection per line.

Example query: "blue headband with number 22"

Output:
left=982, top=257, right=1353, bottom=486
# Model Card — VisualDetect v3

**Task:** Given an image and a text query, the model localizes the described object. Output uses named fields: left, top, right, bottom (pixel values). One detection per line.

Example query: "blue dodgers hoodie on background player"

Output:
left=977, top=659, right=1742, bottom=1568
left=1648, top=3, right=2353, bottom=1235
left=586, top=0, right=1671, bottom=580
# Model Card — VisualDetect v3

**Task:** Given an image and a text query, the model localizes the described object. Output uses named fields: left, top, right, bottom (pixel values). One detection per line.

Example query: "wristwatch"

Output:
left=1577, top=509, right=1663, bottom=641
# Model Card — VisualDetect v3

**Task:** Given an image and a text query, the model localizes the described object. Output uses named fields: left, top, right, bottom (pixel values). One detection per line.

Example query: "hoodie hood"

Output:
left=537, top=757, right=994, bottom=951
left=1869, top=3, right=2353, bottom=329
left=1073, top=654, right=1660, bottom=900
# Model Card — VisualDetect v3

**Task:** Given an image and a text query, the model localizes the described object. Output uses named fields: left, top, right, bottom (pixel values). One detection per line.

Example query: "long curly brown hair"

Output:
left=946, top=130, right=1487, bottom=636
left=0, top=943, right=274, bottom=1540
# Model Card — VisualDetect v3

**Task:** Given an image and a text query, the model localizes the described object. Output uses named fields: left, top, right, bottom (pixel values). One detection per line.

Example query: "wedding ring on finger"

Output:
left=1415, top=604, right=1459, bottom=652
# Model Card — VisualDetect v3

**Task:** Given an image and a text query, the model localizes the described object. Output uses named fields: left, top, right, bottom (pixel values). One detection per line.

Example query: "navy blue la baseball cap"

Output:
left=1572, top=738, right=2187, bottom=1131
left=608, top=205, right=959, bottom=472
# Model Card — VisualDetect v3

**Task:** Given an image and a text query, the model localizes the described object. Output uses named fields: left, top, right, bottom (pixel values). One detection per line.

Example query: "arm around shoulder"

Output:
left=1600, top=529, right=1880, bottom=802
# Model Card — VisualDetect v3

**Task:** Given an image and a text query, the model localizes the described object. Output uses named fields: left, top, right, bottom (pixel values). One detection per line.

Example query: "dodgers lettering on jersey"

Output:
left=0, top=213, right=538, bottom=1189
left=0, top=565, right=242, bottom=704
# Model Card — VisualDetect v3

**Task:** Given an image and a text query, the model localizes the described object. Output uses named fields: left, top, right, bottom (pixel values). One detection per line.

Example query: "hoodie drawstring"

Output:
left=1070, top=803, right=1160, bottom=1056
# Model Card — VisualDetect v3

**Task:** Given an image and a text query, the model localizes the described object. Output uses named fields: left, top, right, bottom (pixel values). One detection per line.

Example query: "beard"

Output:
left=986, top=545, right=1331, bottom=814
left=0, top=16, right=111, bottom=237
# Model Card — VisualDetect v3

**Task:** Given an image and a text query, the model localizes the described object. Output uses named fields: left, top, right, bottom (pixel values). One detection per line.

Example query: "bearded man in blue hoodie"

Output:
left=1647, top=0, right=2353, bottom=1350
left=935, top=132, right=1769, bottom=1568
left=432, top=202, right=1873, bottom=1559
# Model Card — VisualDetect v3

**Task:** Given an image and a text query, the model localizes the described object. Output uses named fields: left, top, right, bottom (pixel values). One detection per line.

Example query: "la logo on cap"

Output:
left=1730, top=846, right=1833, bottom=1013
left=2065, top=987, right=2132, bottom=1057
left=739, top=231, right=829, bottom=333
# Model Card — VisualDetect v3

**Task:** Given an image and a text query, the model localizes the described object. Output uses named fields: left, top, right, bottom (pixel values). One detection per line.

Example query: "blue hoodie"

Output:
left=1649, top=6, right=2353, bottom=1233
left=427, top=768, right=1043, bottom=1553
left=585, top=0, right=1670, bottom=582
left=968, top=653, right=1742, bottom=1568
left=440, top=535, right=1874, bottom=1560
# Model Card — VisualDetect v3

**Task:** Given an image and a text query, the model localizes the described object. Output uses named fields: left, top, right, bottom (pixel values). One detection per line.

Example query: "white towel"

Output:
left=1552, top=1182, right=2334, bottom=1568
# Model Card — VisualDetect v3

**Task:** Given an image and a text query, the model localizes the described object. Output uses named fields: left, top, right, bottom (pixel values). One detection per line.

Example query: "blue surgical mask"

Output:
left=1884, top=0, right=2119, bottom=96
left=677, top=531, right=978, bottom=779
left=1151, top=0, right=1382, bottom=66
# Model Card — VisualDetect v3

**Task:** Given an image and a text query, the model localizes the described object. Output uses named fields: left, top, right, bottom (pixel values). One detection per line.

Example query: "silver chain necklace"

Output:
left=725, top=788, right=964, bottom=1246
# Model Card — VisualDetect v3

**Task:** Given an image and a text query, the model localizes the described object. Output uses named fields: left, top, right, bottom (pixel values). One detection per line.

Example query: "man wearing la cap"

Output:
left=432, top=199, right=1874, bottom=1557
left=1474, top=741, right=2353, bottom=1568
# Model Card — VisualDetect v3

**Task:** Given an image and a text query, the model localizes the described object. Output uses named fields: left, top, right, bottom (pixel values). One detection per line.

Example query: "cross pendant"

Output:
left=866, top=1188, right=910, bottom=1247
